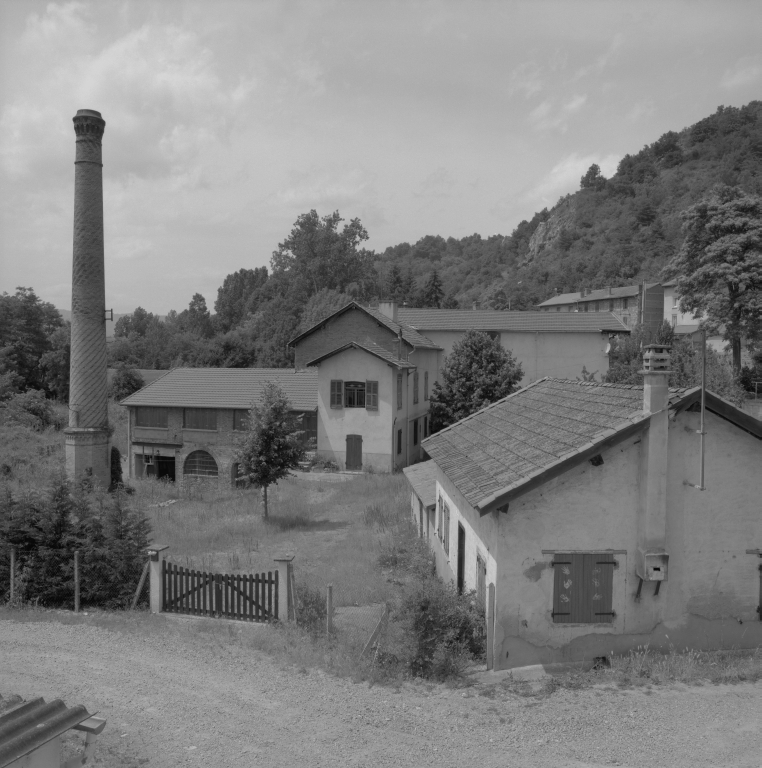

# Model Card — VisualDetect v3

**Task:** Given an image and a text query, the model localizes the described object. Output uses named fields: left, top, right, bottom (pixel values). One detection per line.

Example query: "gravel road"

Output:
left=1, top=614, right=760, bottom=768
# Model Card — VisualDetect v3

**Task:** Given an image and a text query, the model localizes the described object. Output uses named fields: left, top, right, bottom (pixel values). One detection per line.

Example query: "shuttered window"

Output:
left=330, top=380, right=343, bottom=408
left=552, top=553, right=616, bottom=624
left=397, top=374, right=402, bottom=410
left=135, top=407, right=168, bottom=428
left=366, top=380, right=378, bottom=410
left=345, top=382, right=365, bottom=407
left=413, top=371, right=419, bottom=404
left=424, top=372, right=429, bottom=401
left=443, top=502, right=450, bottom=555
left=183, top=408, right=217, bottom=430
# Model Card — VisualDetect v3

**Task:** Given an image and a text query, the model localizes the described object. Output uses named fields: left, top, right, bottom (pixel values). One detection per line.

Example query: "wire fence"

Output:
left=0, top=545, right=149, bottom=611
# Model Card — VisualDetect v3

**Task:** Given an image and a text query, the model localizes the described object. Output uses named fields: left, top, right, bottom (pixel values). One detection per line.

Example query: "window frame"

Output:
left=344, top=381, right=366, bottom=408
left=135, top=407, right=168, bottom=429
left=183, top=449, right=219, bottom=477
left=330, top=380, right=343, bottom=409
left=183, top=408, right=217, bottom=431
left=365, top=380, right=378, bottom=410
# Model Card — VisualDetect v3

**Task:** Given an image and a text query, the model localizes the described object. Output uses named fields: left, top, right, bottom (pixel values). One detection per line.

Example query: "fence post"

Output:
left=74, top=550, right=80, bottom=613
left=9, top=547, right=15, bottom=603
left=326, top=584, right=333, bottom=634
left=272, top=554, right=295, bottom=622
left=146, top=544, right=169, bottom=614
left=486, top=582, right=495, bottom=670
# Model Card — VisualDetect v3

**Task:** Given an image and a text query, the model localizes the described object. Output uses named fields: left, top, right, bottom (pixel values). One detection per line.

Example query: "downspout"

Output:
left=686, top=329, right=707, bottom=491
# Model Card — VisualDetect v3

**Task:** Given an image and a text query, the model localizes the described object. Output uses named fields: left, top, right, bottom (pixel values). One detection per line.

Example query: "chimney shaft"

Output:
left=64, top=109, right=110, bottom=486
left=378, top=300, right=398, bottom=322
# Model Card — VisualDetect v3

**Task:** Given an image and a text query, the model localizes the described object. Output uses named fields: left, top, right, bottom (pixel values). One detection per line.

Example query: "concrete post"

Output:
left=486, top=582, right=495, bottom=670
left=64, top=109, right=110, bottom=488
left=74, top=550, right=80, bottom=613
left=9, top=547, right=15, bottom=603
left=273, top=555, right=295, bottom=622
left=326, top=584, right=333, bottom=634
left=146, top=545, right=169, bottom=614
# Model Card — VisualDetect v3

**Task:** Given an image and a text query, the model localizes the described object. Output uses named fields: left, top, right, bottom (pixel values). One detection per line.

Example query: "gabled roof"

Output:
left=537, top=283, right=661, bottom=307
left=403, top=460, right=438, bottom=509
left=120, top=368, right=318, bottom=410
left=306, top=340, right=416, bottom=369
left=397, top=309, right=629, bottom=333
left=288, top=302, right=442, bottom=351
left=422, top=378, right=694, bottom=515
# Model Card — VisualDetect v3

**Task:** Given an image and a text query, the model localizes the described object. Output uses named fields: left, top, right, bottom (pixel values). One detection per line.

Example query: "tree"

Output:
left=662, top=185, right=762, bottom=375
left=114, top=307, right=154, bottom=339
left=386, top=264, right=404, bottom=301
left=40, top=323, right=71, bottom=402
left=580, top=163, right=606, bottom=191
left=442, top=292, right=459, bottom=309
left=214, top=267, right=269, bottom=332
left=270, top=210, right=375, bottom=298
left=296, top=288, right=354, bottom=334
left=109, top=365, right=144, bottom=401
left=234, top=383, right=305, bottom=518
left=429, top=331, right=523, bottom=432
left=422, top=269, right=444, bottom=308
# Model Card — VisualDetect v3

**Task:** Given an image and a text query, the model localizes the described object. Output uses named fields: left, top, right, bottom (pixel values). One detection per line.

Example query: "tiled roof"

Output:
left=107, top=369, right=167, bottom=387
left=397, top=309, right=629, bottom=333
left=0, top=697, right=99, bottom=767
left=306, top=340, right=416, bottom=369
left=674, top=324, right=701, bottom=335
left=120, top=368, right=318, bottom=410
left=402, top=460, right=439, bottom=509
left=422, top=378, right=692, bottom=513
left=537, top=283, right=660, bottom=307
left=288, top=302, right=441, bottom=350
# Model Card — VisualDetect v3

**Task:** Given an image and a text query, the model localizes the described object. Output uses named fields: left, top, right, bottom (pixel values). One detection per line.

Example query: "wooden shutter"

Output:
left=397, top=374, right=402, bottom=409
left=552, top=554, right=575, bottom=623
left=553, top=553, right=616, bottom=623
left=366, top=381, right=378, bottom=410
left=330, top=380, right=343, bottom=408
left=424, top=372, right=429, bottom=400
left=414, top=371, right=419, bottom=403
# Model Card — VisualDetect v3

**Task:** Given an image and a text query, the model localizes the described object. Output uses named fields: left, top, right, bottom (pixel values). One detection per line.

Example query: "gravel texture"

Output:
left=1, top=614, right=761, bottom=767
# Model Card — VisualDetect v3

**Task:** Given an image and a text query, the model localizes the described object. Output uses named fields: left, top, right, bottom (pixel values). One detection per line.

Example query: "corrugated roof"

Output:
left=422, top=378, right=693, bottom=512
left=0, top=697, right=93, bottom=767
left=306, top=340, right=416, bottom=369
left=402, top=460, right=438, bottom=509
left=288, top=302, right=441, bottom=351
left=397, top=309, right=629, bottom=333
left=120, top=368, right=318, bottom=410
left=537, top=283, right=660, bottom=307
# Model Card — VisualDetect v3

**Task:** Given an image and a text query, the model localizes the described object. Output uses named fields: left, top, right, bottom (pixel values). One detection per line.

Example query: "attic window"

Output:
left=589, top=454, right=604, bottom=467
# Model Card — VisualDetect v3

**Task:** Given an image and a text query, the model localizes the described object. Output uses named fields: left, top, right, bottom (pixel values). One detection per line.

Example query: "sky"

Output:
left=1, top=1, right=761, bottom=315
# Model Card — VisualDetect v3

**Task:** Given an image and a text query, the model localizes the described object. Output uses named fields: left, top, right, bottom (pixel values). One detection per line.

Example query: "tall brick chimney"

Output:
left=64, top=109, right=110, bottom=487
left=637, top=344, right=672, bottom=586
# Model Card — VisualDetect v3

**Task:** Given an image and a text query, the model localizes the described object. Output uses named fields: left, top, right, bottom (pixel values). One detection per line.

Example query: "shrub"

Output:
left=397, top=578, right=485, bottom=679
left=0, top=391, right=63, bottom=432
left=294, top=580, right=327, bottom=635
left=109, top=366, right=144, bottom=402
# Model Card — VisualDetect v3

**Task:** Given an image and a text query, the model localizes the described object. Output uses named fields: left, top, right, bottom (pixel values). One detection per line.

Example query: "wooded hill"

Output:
left=379, top=100, right=762, bottom=310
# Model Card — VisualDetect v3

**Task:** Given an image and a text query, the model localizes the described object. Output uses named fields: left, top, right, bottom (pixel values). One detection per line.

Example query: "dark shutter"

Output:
left=366, top=380, right=378, bottom=410
left=552, top=554, right=575, bottom=623
left=553, top=553, right=616, bottom=623
left=330, top=380, right=343, bottom=408
left=593, top=554, right=616, bottom=623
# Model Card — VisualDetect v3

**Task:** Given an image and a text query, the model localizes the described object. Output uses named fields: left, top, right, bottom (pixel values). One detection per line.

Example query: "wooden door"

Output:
left=346, top=434, right=362, bottom=470
left=457, top=524, right=466, bottom=594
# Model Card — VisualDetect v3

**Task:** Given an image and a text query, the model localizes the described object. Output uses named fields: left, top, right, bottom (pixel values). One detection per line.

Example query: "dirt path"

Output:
left=1, top=614, right=761, bottom=768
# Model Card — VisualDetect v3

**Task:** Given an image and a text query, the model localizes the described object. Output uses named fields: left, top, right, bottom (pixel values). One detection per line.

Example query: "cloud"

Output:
left=721, top=55, right=762, bottom=89
left=414, top=167, right=456, bottom=199
left=529, top=94, right=587, bottom=133
left=626, top=99, right=656, bottom=122
left=276, top=168, right=375, bottom=208
left=507, top=62, right=543, bottom=98
left=572, top=33, right=624, bottom=81
left=528, top=152, right=620, bottom=206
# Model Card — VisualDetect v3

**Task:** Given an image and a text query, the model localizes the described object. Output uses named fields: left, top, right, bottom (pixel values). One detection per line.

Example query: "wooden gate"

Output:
left=346, top=434, right=362, bottom=470
left=162, top=561, right=277, bottom=622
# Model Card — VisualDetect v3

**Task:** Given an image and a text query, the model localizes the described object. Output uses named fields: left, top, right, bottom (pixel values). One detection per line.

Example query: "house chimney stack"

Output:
left=378, top=300, right=398, bottom=322
left=65, top=109, right=110, bottom=487
left=637, top=344, right=672, bottom=586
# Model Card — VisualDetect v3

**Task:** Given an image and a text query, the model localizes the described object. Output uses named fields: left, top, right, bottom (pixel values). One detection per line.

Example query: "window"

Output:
left=135, top=407, right=168, bottom=428
left=366, top=380, right=378, bottom=410
left=183, top=450, right=218, bottom=477
left=437, top=496, right=443, bottom=540
left=442, top=502, right=450, bottom=555
left=330, top=380, right=343, bottom=409
left=344, top=382, right=365, bottom=408
left=556, top=306, right=560, bottom=312
left=413, top=419, right=418, bottom=445
left=396, top=428, right=402, bottom=455
left=233, top=410, right=250, bottom=431
left=413, top=371, right=419, bottom=404
left=622, top=298, right=629, bottom=310
left=583, top=303, right=589, bottom=312
left=671, top=314, right=677, bottom=327
left=424, top=416, right=428, bottom=438
left=552, top=553, right=616, bottom=624
left=424, top=372, right=429, bottom=401
left=183, top=408, right=217, bottom=430
left=397, top=373, right=402, bottom=410
left=594, top=301, right=599, bottom=312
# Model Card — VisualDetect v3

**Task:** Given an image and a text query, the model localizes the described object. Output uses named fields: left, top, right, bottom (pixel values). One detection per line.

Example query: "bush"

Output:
left=294, top=580, right=327, bottom=635
left=0, top=390, right=63, bottom=432
left=397, top=578, right=485, bottom=679
left=109, top=366, right=144, bottom=402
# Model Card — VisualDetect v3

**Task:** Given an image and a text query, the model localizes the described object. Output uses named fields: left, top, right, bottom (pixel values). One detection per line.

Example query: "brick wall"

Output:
left=294, top=306, right=409, bottom=369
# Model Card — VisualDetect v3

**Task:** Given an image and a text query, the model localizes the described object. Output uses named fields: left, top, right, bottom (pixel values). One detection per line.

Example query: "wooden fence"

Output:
left=162, top=561, right=277, bottom=622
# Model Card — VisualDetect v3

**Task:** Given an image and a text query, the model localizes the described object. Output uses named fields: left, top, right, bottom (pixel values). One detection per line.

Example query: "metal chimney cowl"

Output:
left=64, top=109, right=111, bottom=487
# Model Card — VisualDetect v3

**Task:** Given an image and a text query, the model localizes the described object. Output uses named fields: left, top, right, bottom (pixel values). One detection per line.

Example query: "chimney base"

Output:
left=64, top=427, right=111, bottom=488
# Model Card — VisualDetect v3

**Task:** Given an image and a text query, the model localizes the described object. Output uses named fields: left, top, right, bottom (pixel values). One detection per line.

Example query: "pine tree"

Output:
left=422, top=269, right=444, bottom=308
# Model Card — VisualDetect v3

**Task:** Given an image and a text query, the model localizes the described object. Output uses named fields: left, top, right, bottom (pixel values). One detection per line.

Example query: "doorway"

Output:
left=457, top=523, right=466, bottom=594
left=346, top=434, right=362, bottom=470
left=156, top=456, right=176, bottom=482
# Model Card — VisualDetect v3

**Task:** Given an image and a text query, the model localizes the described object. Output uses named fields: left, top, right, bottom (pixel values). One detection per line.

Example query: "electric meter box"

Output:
left=636, top=548, right=668, bottom=581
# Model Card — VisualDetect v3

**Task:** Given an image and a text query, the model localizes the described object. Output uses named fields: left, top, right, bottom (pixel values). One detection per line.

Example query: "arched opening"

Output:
left=183, top=450, right=218, bottom=478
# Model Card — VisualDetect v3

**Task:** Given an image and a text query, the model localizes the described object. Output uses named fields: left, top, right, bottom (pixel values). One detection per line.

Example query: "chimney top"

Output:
left=642, top=344, right=672, bottom=373
left=378, top=300, right=398, bottom=322
left=472, top=301, right=480, bottom=310
left=76, top=109, right=102, bottom=118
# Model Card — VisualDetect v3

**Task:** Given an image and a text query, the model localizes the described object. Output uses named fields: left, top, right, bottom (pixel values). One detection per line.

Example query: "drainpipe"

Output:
left=686, top=329, right=707, bottom=491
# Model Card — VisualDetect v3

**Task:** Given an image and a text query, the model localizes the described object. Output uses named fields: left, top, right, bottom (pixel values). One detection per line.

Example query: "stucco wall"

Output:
left=294, top=307, right=407, bottom=369
left=313, top=348, right=396, bottom=472
left=427, top=410, right=762, bottom=670
left=419, top=330, right=611, bottom=384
